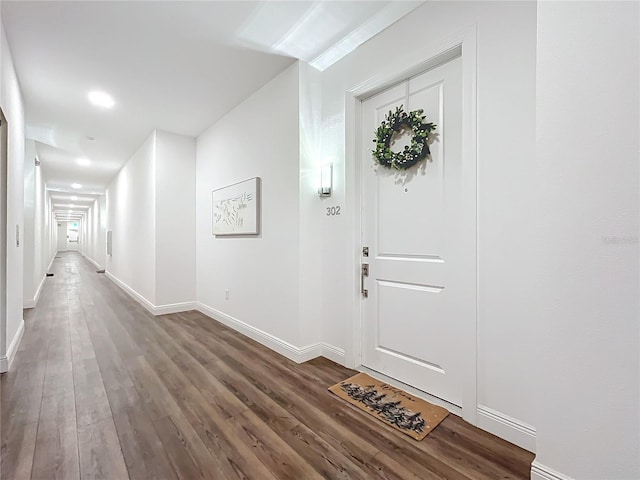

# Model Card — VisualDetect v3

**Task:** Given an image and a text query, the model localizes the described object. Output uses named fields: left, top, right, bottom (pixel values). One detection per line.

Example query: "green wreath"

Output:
left=372, top=105, right=436, bottom=170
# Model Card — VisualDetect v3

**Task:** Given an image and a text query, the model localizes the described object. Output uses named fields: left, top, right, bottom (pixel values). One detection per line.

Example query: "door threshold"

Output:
left=358, top=366, right=463, bottom=416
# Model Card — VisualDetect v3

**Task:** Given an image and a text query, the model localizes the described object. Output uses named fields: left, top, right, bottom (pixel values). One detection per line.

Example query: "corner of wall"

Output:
left=23, top=272, right=46, bottom=309
left=105, top=270, right=196, bottom=317
left=195, top=301, right=324, bottom=364
left=476, top=404, right=536, bottom=453
left=154, top=129, right=196, bottom=306
left=320, top=343, right=346, bottom=365
left=0, top=318, right=24, bottom=373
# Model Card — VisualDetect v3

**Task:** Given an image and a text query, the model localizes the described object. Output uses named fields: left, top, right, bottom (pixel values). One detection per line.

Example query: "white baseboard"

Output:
left=100, top=278, right=344, bottom=365
left=47, top=253, right=56, bottom=271
left=531, top=461, right=575, bottom=480
left=195, top=302, right=317, bottom=363
left=477, top=405, right=536, bottom=453
left=0, top=319, right=25, bottom=373
left=320, top=343, right=347, bottom=365
left=195, top=302, right=345, bottom=365
left=154, top=301, right=198, bottom=315
left=105, top=271, right=196, bottom=316
left=82, top=253, right=104, bottom=270
left=23, top=253, right=57, bottom=309
left=24, top=273, right=47, bottom=309
left=105, top=271, right=156, bottom=313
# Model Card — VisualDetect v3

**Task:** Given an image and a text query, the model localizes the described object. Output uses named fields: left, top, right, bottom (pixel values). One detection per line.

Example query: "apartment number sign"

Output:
left=326, top=206, right=341, bottom=216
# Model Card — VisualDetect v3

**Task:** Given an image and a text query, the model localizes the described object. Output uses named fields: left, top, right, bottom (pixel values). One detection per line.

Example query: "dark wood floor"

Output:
left=1, top=252, right=534, bottom=479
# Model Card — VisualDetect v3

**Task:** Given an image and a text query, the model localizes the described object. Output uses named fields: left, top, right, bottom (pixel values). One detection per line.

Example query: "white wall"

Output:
left=297, top=62, right=324, bottom=348
left=82, top=202, right=92, bottom=262
left=23, top=139, right=49, bottom=307
left=81, top=194, right=107, bottom=269
left=532, top=2, right=639, bottom=479
left=0, top=19, right=25, bottom=368
left=196, top=63, right=302, bottom=347
left=106, top=129, right=196, bottom=310
left=95, top=194, right=106, bottom=267
left=314, top=0, right=538, bottom=444
left=33, top=153, right=48, bottom=293
left=106, top=132, right=157, bottom=303
left=46, top=191, right=56, bottom=264
left=23, top=139, right=35, bottom=304
left=155, top=130, right=195, bottom=306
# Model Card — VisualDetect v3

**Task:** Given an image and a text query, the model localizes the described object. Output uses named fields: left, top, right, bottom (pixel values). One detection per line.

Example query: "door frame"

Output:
left=345, top=26, right=478, bottom=424
left=57, top=221, right=68, bottom=252
left=0, top=109, right=7, bottom=367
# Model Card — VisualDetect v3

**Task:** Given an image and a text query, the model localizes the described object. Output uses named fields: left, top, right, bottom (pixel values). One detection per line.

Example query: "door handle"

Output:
left=361, top=263, right=369, bottom=298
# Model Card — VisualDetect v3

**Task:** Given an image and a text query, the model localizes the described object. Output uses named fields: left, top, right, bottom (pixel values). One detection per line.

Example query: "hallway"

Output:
left=1, top=252, right=533, bottom=479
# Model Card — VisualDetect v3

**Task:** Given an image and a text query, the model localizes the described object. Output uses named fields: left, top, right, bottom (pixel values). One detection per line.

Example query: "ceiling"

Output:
left=1, top=1, right=422, bottom=220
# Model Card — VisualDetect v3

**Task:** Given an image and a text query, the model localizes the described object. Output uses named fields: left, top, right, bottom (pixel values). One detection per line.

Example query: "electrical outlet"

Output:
left=225, top=289, right=229, bottom=300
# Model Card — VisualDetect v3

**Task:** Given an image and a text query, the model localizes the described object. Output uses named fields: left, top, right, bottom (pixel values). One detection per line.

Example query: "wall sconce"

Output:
left=318, top=163, right=333, bottom=197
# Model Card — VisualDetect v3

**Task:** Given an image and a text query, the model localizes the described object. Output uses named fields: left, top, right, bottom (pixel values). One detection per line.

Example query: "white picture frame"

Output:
left=212, top=177, right=261, bottom=236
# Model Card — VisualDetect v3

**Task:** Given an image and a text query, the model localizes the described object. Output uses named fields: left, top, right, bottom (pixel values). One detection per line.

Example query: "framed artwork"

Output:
left=212, top=177, right=261, bottom=236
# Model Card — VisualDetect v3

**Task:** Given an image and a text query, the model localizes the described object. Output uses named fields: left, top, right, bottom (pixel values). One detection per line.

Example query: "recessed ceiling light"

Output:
left=76, top=158, right=91, bottom=166
left=88, top=90, right=115, bottom=109
left=71, top=196, right=78, bottom=200
left=71, top=183, right=82, bottom=189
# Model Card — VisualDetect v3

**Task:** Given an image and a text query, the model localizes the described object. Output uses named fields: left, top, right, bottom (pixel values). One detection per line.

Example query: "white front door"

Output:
left=67, top=222, right=79, bottom=251
left=360, top=56, right=474, bottom=408
left=57, top=222, right=68, bottom=252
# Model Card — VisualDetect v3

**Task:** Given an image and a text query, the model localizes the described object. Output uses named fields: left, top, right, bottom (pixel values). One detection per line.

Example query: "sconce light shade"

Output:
left=318, top=163, right=333, bottom=197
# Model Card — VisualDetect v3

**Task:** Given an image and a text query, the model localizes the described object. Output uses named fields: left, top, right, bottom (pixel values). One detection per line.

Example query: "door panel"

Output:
left=377, top=80, right=445, bottom=257
left=361, top=56, right=471, bottom=407
left=57, top=222, right=68, bottom=252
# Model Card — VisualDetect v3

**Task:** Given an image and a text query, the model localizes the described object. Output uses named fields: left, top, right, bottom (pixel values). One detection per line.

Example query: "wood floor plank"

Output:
left=1, top=365, right=46, bottom=427
left=124, top=355, right=183, bottom=421
left=106, top=311, right=270, bottom=479
left=0, top=421, right=38, bottom=480
left=31, top=418, right=80, bottom=480
left=228, top=410, right=324, bottom=480
left=77, top=417, right=129, bottom=480
left=1, top=252, right=535, bottom=480
left=73, top=362, right=112, bottom=428
left=153, top=414, right=224, bottom=480
left=169, top=384, right=278, bottom=480
left=105, top=383, right=179, bottom=480
left=115, top=303, right=250, bottom=422
left=82, top=307, right=135, bottom=392
left=70, top=304, right=113, bottom=428
left=111, top=409, right=178, bottom=480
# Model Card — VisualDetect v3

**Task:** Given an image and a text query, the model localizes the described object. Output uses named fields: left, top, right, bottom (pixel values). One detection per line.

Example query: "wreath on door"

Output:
left=372, top=105, right=436, bottom=170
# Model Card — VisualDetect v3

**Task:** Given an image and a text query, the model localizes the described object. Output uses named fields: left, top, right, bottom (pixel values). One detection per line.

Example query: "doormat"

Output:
left=328, top=372, right=449, bottom=441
